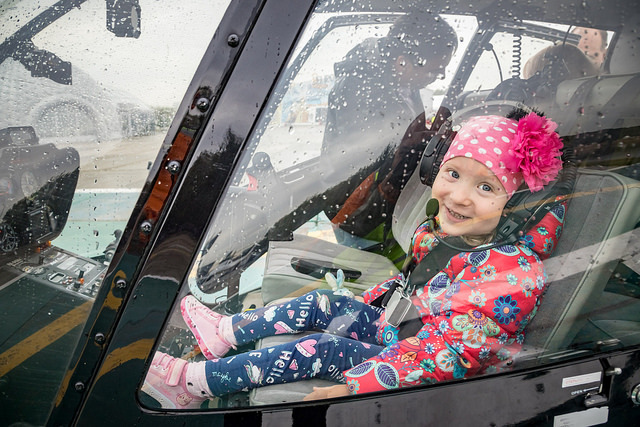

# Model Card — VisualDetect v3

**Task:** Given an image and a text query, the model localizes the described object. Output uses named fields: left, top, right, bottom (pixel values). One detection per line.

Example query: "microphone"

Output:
left=425, top=198, right=439, bottom=220
left=424, top=198, right=439, bottom=231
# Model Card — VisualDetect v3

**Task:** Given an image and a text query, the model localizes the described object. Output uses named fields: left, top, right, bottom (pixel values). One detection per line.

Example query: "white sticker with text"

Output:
left=562, top=371, right=602, bottom=388
left=553, top=407, right=608, bottom=427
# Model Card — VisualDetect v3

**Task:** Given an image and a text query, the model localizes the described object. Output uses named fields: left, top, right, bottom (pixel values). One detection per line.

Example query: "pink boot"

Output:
left=141, top=352, right=208, bottom=409
left=181, top=295, right=236, bottom=359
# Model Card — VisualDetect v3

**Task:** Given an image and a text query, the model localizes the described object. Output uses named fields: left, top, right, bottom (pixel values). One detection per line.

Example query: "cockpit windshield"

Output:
left=140, top=0, right=640, bottom=411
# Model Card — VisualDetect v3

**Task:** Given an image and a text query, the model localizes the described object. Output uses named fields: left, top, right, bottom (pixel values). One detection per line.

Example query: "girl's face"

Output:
left=432, top=156, right=509, bottom=238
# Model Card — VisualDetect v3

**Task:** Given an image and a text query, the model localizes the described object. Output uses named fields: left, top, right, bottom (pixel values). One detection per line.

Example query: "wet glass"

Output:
left=0, top=1, right=228, bottom=425
left=143, top=0, right=640, bottom=412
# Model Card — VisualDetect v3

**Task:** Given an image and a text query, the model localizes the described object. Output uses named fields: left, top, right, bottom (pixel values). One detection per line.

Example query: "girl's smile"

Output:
left=443, top=205, right=470, bottom=221
left=432, top=156, right=510, bottom=239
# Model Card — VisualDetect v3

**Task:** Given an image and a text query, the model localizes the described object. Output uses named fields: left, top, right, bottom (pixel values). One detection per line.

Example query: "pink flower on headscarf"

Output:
left=504, top=112, right=563, bottom=192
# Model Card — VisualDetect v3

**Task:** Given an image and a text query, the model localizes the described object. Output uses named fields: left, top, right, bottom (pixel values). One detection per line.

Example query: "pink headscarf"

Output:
left=441, top=113, right=563, bottom=197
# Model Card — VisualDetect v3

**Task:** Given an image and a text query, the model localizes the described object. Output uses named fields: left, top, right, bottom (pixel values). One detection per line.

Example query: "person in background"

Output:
left=523, top=43, right=599, bottom=81
left=572, top=26, right=608, bottom=69
left=321, top=13, right=458, bottom=247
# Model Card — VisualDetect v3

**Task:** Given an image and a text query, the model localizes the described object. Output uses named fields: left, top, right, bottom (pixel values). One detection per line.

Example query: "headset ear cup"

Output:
left=419, top=134, right=440, bottom=185
left=427, top=157, right=441, bottom=187
left=428, top=131, right=456, bottom=186
left=419, top=127, right=455, bottom=186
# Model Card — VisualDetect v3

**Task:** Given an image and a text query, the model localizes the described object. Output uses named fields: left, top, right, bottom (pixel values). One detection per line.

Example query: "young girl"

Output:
left=142, top=109, right=566, bottom=408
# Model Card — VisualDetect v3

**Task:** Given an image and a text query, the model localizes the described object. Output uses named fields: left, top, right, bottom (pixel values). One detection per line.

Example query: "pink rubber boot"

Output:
left=181, top=295, right=237, bottom=359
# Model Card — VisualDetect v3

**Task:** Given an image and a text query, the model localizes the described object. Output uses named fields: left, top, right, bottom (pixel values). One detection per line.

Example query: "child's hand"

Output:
left=325, top=269, right=355, bottom=298
left=303, top=385, right=350, bottom=401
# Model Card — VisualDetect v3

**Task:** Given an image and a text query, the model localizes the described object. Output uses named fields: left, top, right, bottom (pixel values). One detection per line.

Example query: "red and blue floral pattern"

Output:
left=345, top=202, right=566, bottom=394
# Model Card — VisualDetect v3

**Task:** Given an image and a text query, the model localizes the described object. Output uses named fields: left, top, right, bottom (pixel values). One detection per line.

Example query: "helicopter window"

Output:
left=464, top=31, right=555, bottom=93
left=249, top=20, right=393, bottom=173
left=141, top=0, right=640, bottom=413
left=247, top=14, right=476, bottom=177
left=461, top=24, right=612, bottom=110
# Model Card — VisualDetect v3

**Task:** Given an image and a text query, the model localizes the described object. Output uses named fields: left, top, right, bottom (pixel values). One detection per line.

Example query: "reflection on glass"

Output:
left=0, top=1, right=227, bottom=425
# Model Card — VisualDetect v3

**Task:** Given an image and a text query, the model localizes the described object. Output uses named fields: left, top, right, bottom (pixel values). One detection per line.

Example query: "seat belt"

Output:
left=370, top=236, right=468, bottom=307
left=405, top=239, right=465, bottom=289
left=369, top=236, right=470, bottom=339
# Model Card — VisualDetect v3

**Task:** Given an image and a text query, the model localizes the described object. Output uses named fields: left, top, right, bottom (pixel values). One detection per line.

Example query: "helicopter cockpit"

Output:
left=142, top=0, right=640, bottom=410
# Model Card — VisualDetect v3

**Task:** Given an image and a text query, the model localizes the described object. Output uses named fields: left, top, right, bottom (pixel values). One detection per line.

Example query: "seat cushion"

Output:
left=262, top=233, right=398, bottom=304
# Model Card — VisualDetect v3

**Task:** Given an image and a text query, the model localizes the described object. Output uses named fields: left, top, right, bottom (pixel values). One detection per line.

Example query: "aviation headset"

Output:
left=417, top=104, right=577, bottom=251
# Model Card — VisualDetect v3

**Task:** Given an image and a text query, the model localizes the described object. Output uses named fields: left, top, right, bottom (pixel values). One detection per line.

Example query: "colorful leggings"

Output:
left=204, top=290, right=386, bottom=396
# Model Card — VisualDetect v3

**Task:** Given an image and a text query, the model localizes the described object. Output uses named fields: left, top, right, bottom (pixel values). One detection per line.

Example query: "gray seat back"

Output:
left=521, top=169, right=640, bottom=361
left=390, top=166, right=431, bottom=252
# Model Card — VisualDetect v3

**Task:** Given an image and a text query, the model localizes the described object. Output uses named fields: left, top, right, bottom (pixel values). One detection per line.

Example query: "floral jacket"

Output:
left=343, top=202, right=567, bottom=395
